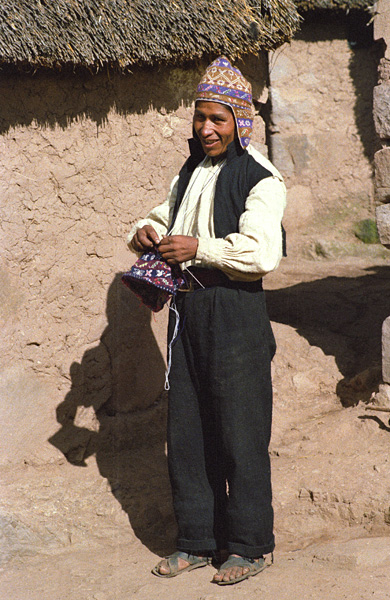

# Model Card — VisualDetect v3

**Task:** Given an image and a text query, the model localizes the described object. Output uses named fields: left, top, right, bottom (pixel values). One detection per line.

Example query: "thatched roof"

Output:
left=294, top=0, right=374, bottom=12
left=0, top=0, right=300, bottom=71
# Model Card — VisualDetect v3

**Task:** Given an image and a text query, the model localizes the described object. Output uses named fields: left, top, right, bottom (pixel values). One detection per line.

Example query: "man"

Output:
left=128, top=57, right=286, bottom=585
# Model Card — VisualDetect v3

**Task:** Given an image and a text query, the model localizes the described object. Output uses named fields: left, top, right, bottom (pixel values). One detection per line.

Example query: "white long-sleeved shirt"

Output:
left=127, top=145, right=286, bottom=282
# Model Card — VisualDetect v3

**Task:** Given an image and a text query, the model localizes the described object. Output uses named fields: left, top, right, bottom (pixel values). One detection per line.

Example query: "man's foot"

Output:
left=212, top=554, right=266, bottom=585
left=152, top=551, right=210, bottom=578
left=213, top=548, right=229, bottom=566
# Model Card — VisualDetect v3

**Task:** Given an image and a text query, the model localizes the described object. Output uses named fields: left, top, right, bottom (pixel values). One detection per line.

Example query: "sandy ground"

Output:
left=1, top=253, right=390, bottom=600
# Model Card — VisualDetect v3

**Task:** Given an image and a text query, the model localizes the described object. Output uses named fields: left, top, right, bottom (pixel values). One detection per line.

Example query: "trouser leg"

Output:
left=207, top=287, right=275, bottom=557
left=167, top=287, right=275, bottom=556
left=211, top=332, right=274, bottom=557
left=167, top=296, right=218, bottom=552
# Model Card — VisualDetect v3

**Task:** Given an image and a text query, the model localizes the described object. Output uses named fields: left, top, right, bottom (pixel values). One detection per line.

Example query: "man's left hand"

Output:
left=158, top=235, right=198, bottom=265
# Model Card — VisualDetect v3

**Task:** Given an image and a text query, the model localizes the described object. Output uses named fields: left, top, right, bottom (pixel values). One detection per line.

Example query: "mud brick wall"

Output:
left=0, top=57, right=268, bottom=465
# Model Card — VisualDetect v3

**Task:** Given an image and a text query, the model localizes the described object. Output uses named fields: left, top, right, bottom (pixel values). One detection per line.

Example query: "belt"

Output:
left=179, top=267, right=263, bottom=292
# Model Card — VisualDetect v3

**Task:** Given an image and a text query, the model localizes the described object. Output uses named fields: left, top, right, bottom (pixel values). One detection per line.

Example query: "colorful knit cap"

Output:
left=195, top=56, right=254, bottom=149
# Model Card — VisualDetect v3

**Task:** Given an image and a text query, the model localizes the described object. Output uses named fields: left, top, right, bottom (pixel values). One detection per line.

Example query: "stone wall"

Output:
left=0, top=57, right=268, bottom=465
left=373, top=0, right=390, bottom=405
left=268, top=12, right=380, bottom=249
left=374, top=0, right=390, bottom=237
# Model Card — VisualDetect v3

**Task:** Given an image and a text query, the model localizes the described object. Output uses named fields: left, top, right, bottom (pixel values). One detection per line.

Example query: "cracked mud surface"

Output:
left=1, top=255, right=390, bottom=600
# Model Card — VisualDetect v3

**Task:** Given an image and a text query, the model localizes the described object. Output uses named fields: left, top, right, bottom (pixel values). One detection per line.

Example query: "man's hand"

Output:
left=130, top=225, right=160, bottom=252
left=158, top=235, right=199, bottom=265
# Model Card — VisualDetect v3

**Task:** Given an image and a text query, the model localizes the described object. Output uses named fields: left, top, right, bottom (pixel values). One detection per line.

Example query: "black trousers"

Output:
left=167, top=285, right=276, bottom=558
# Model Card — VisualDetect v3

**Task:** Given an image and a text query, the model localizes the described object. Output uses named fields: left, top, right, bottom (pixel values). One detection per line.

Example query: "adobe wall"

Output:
left=0, top=56, right=268, bottom=465
left=269, top=13, right=380, bottom=249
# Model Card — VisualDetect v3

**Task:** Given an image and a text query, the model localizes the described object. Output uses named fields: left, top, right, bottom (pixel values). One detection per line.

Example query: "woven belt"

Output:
left=179, top=267, right=263, bottom=292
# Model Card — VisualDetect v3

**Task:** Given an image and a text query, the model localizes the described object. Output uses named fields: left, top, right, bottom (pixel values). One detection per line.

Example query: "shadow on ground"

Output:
left=359, top=413, right=390, bottom=433
left=266, top=265, right=390, bottom=402
left=49, top=274, right=175, bottom=556
left=49, top=265, right=390, bottom=554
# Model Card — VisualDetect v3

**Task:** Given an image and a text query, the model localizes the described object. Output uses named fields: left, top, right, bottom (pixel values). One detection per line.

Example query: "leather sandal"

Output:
left=213, top=554, right=268, bottom=585
left=152, top=551, right=211, bottom=578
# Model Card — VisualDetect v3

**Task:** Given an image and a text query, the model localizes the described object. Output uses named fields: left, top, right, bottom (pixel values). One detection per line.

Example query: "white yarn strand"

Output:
left=183, top=267, right=205, bottom=289
left=164, top=299, right=180, bottom=391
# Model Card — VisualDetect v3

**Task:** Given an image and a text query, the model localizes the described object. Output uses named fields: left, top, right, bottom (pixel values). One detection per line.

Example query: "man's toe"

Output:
left=157, top=559, right=170, bottom=575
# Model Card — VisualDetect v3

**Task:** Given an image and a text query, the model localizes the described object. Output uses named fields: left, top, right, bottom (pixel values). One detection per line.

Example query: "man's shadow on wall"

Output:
left=49, top=274, right=176, bottom=556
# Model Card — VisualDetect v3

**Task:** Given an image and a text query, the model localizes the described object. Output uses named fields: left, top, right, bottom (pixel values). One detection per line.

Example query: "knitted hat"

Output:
left=195, top=56, right=254, bottom=149
left=122, top=248, right=185, bottom=312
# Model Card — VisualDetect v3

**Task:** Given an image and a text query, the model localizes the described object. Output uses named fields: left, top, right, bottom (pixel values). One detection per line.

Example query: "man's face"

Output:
left=193, top=101, right=236, bottom=160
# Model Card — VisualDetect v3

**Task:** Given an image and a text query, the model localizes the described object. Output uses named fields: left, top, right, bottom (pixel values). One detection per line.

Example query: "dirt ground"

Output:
left=1, top=248, right=390, bottom=600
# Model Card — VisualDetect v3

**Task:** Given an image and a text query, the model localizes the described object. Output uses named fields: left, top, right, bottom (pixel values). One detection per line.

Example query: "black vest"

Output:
left=170, top=138, right=273, bottom=237
left=170, top=138, right=286, bottom=256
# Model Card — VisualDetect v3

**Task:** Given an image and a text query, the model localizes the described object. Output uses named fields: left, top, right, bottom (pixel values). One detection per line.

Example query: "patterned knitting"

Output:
left=195, top=56, right=254, bottom=149
left=122, top=249, right=185, bottom=312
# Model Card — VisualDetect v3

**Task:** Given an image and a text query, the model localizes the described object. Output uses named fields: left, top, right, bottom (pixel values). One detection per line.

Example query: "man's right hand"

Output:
left=130, top=225, right=161, bottom=252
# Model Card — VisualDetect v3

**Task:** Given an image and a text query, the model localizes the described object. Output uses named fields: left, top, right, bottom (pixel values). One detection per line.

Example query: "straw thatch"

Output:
left=0, top=0, right=300, bottom=71
left=294, top=0, right=374, bottom=12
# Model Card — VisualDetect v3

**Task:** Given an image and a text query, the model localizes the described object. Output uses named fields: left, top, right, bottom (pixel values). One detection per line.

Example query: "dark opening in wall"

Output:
left=347, top=9, right=374, bottom=49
